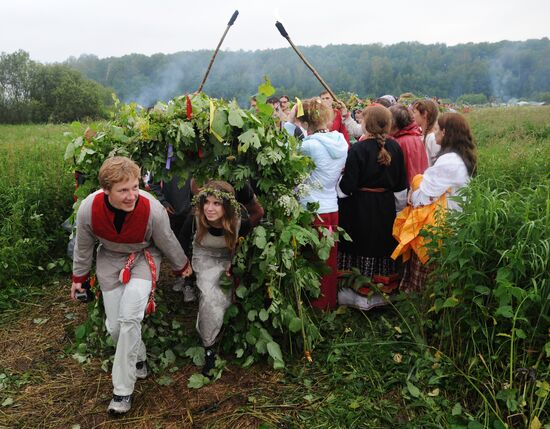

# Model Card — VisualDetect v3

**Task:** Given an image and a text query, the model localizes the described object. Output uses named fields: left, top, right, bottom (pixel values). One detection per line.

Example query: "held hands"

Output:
left=181, top=263, right=193, bottom=278
left=164, top=203, right=175, bottom=215
left=225, top=262, right=232, bottom=278
left=70, top=282, right=84, bottom=301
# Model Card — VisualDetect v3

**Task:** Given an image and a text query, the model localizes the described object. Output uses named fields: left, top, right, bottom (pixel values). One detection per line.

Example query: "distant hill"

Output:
left=65, top=38, right=550, bottom=106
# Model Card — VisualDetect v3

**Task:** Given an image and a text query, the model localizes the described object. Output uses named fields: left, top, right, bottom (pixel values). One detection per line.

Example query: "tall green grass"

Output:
left=405, top=107, right=550, bottom=428
left=0, top=124, right=74, bottom=306
left=471, top=106, right=550, bottom=188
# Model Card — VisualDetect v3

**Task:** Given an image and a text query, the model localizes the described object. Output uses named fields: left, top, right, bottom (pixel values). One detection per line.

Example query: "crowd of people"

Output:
left=70, top=91, right=477, bottom=414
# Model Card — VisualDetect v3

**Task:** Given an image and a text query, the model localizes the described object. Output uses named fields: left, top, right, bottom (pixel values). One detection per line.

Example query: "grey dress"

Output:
left=192, top=218, right=240, bottom=347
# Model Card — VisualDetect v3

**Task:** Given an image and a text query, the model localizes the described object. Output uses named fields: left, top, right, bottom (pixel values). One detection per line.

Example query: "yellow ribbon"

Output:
left=295, top=97, right=304, bottom=118
left=209, top=100, right=223, bottom=142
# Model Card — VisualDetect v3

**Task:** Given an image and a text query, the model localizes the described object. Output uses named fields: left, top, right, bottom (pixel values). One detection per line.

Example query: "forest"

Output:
left=3, top=38, right=550, bottom=124
left=65, top=38, right=550, bottom=107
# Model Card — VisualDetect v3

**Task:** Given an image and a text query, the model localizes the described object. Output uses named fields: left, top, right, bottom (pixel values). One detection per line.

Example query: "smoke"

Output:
left=134, top=55, right=193, bottom=108
left=489, top=43, right=523, bottom=102
left=131, top=50, right=266, bottom=108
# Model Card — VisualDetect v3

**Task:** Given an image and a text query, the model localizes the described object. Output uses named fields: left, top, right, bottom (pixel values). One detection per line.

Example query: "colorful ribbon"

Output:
left=165, top=143, right=173, bottom=170
left=295, top=97, right=304, bottom=118
left=118, top=249, right=158, bottom=316
left=209, top=100, right=223, bottom=142
left=186, top=95, right=193, bottom=120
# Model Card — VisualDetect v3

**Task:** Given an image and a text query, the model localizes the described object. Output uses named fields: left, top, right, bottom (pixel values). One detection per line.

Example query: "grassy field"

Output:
left=0, top=124, right=75, bottom=312
left=0, top=107, right=549, bottom=428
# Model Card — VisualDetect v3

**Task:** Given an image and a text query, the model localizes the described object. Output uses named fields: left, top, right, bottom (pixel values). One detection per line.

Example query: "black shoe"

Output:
left=202, top=348, right=216, bottom=378
left=107, top=394, right=132, bottom=414
left=136, top=361, right=148, bottom=379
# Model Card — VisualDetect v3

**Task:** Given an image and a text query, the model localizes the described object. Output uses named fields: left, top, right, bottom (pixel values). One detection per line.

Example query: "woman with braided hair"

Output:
left=337, top=105, right=407, bottom=283
left=178, top=180, right=252, bottom=377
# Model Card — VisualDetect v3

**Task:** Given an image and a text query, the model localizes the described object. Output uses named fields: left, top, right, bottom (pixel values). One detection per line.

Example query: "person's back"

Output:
left=390, top=104, right=429, bottom=185
left=300, top=130, right=348, bottom=213
left=393, top=122, right=428, bottom=184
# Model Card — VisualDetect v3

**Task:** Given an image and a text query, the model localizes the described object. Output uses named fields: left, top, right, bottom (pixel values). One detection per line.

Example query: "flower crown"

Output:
left=192, top=187, right=241, bottom=216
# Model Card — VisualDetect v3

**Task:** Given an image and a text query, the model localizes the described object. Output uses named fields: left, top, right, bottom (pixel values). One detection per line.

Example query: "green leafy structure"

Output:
left=66, top=80, right=339, bottom=368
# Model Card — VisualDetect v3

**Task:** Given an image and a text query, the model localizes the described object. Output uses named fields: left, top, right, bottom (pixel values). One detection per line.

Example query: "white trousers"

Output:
left=102, top=278, right=152, bottom=396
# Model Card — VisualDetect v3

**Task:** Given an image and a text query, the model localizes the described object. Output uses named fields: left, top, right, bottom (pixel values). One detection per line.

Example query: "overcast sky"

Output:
left=2, top=0, right=549, bottom=63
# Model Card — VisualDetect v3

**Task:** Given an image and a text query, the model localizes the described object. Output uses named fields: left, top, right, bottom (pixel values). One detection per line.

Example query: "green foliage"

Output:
left=533, top=91, right=550, bottom=104
left=422, top=180, right=550, bottom=426
left=456, top=93, right=489, bottom=105
left=0, top=124, right=74, bottom=307
left=216, top=308, right=469, bottom=428
left=0, top=50, right=113, bottom=124
left=67, top=80, right=339, bottom=368
left=0, top=99, right=548, bottom=426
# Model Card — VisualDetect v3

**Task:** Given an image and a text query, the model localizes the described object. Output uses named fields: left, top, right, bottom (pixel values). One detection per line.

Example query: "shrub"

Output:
left=0, top=50, right=113, bottom=124
left=457, top=93, right=489, bottom=105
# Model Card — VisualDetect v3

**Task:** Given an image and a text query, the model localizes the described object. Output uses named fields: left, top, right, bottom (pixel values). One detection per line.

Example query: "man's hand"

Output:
left=288, top=104, right=298, bottom=124
left=163, top=202, right=175, bottom=215
left=70, top=282, right=84, bottom=301
left=337, top=101, right=349, bottom=118
left=181, top=263, right=193, bottom=278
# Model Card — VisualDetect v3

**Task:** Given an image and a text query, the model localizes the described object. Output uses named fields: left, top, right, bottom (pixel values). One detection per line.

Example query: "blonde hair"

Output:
left=362, top=105, right=393, bottom=166
left=299, top=97, right=334, bottom=131
left=98, top=156, right=141, bottom=190
left=195, top=180, right=240, bottom=250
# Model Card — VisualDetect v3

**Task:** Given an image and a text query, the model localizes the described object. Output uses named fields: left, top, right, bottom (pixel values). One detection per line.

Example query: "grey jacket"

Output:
left=72, top=189, right=188, bottom=291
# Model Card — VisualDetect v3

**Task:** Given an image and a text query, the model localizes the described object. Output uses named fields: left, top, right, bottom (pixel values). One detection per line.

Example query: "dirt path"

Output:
left=0, top=282, right=287, bottom=429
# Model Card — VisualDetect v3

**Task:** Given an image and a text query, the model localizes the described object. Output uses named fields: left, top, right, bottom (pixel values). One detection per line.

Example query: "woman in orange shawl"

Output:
left=392, top=113, right=477, bottom=293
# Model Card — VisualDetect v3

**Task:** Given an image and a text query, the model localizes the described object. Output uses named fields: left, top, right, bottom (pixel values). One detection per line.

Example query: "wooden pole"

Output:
left=197, top=10, right=239, bottom=93
left=275, top=21, right=340, bottom=103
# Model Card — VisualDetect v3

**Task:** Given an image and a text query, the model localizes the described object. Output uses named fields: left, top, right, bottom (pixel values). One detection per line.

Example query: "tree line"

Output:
left=2, top=38, right=550, bottom=124
left=0, top=50, right=113, bottom=123
left=65, top=38, right=550, bottom=107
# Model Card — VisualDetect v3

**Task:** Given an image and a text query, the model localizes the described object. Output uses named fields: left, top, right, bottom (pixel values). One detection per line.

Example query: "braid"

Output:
left=375, top=133, right=391, bottom=166
left=362, top=105, right=393, bottom=166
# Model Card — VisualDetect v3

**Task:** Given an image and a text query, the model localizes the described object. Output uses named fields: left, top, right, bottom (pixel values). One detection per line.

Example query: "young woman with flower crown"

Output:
left=178, top=180, right=252, bottom=377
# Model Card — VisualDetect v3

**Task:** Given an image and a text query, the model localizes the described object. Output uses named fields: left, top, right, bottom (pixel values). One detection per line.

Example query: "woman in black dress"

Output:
left=338, top=105, right=407, bottom=277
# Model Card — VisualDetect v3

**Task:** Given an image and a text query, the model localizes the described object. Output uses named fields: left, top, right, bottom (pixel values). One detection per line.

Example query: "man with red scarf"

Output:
left=70, top=156, right=191, bottom=414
